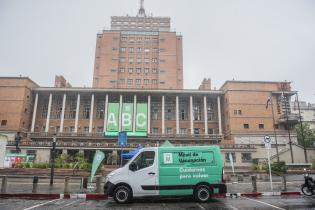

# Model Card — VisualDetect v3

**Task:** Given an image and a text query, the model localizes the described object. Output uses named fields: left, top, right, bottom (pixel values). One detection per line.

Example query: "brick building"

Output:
left=92, top=1, right=183, bottom=89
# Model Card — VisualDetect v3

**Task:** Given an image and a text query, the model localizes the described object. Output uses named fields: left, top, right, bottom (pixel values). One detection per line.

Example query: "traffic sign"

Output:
left=264, top=135, right=271, bottom=149
left=118, top=131, right=127, bottom=147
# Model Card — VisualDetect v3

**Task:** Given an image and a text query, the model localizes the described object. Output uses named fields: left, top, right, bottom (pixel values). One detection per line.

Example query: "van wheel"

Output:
left=113, top=185, right=132, bottom=204
left=194, top=185, right=211, bottom=202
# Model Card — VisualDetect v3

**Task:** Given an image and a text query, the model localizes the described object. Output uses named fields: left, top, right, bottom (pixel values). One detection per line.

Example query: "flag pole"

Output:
left=296, top=93, right=308, bottom=163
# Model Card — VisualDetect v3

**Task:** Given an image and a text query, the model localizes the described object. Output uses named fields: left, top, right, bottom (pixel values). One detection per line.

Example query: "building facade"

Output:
left=291, top=101, right=315, bottom=129
left=92, top=2, right=183, bottom=89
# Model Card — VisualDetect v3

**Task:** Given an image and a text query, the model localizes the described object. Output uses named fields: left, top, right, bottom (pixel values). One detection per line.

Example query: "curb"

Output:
left=0, top=192, right=302, bottom=200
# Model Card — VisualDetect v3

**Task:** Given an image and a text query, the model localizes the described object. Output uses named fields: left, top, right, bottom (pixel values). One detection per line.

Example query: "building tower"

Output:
left=92, top=0, right=183, bottom=89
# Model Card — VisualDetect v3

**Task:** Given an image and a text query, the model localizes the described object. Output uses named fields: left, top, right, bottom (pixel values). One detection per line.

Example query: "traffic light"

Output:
left=15, top=132, right=21, bottom=153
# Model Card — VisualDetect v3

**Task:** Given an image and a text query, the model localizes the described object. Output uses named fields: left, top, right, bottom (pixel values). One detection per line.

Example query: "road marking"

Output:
left=22, top=199, right=61, bottom=210
left=54, top=199, right=80, bottom=209
left=228, top=204, right=240, bottom=210
left=241, top=196, right=286, bottom=210
left=196, top=203, right=206, bottom=210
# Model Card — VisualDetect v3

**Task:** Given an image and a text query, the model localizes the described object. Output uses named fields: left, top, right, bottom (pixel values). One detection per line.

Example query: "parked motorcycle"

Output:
left=301, top=169, right=315, bottom=196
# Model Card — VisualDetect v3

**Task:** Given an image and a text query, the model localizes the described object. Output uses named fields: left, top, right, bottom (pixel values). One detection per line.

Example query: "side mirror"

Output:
left=129, top=162, right=137, bottom=171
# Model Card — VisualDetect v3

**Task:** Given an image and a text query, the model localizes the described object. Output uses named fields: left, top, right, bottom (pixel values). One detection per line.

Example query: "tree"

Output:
left=295, top=123, right=315, bottom=147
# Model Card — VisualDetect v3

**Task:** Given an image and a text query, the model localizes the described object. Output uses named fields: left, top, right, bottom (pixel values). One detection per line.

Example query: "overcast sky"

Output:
left=0, top=0, right=314, bottom=102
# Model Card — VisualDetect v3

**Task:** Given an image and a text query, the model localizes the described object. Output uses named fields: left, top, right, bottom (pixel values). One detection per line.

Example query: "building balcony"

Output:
left=27, top=132, right=224, bottom=143
left=278, top=113, right=299, bottom=125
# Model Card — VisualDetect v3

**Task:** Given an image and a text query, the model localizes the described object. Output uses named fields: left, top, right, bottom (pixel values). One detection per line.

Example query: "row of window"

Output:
left=243, top=123, right=264, bottom=129
left=120, top=47, right=160, bottom=53
left=119, top=57, right=159, bottom=64
left=118, top=67, right=158, bottom=74
left=118, top=78, right=156, bottom=85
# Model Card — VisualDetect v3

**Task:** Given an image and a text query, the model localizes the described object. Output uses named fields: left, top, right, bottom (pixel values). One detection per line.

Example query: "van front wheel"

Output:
left=194, top=185, right=211, bottom=202
left=113, top=185, right=132, bottom=204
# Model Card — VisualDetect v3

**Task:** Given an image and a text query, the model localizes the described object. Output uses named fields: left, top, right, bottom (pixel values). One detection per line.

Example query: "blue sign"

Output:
left=118, top=131, right=127, bottom=147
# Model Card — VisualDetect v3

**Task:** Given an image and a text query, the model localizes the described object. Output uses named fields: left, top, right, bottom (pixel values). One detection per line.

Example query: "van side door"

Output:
left=128, top=150, right=158, bottom=197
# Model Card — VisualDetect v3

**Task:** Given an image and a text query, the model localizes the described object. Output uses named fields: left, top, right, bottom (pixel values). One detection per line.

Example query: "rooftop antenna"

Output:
left=137, top=0, right=146, bottom=17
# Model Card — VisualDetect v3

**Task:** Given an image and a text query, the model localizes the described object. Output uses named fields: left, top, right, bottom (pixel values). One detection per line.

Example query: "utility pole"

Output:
left=283, top=93, right=294, bottom=163
left=296, top=93, right=308, bottom=163
left=269, top=94, right=280, bottom=162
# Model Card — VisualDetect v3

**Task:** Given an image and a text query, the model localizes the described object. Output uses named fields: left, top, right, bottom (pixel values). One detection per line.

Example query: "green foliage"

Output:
left=295, top=123, right=315, bottom=147
left=253, top=161, right=287, bottom=175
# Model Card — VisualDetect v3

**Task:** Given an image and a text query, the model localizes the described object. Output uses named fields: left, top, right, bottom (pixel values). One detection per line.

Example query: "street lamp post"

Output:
left=50, top=134, right=57, bottom=186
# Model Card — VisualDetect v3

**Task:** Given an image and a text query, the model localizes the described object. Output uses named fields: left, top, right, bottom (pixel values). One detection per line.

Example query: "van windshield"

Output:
left=131, top=151, right=155, bottom=171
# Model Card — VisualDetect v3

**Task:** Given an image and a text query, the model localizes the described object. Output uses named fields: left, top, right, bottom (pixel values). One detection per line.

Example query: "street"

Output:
left=1, top=196, right=315, bottom=210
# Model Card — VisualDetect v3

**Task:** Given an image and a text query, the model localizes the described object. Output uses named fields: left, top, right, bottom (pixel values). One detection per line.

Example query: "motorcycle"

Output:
left=301, top=169, right=315, bottom=196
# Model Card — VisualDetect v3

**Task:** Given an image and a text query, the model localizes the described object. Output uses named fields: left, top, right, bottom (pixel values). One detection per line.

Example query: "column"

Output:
left=133, top=95, right=137, bottom=132
left=31, top=93, right=38, bottom=132
left=176, top=95, right=179, bottom=134
left=74, top=94, right=80, bottom=133
left=217, top=95, right=222, bottom=135
left=89, top=94, right=94, bottom=133
left=118, top=94, right=123, bottom=132
left=162, top=95, right=165, bottom=134
left=190, top=96, right=193, bottom=135
left=45, top=93, right=52, bottom=133
left=59, top=93, right=66, bottom=132
left=103, top=94, right=108, bottom=132
left=147, top=95, right=151, bottom=134
left=204, top=96, right=208, bottom=135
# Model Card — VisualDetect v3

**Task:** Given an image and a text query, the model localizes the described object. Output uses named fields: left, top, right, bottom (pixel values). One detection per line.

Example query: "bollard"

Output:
left=96, top=176, right=102, bottom=193
left=1, top=176, right=7, bottom=194
left=251, top=175, right=257, bottom=192
left=82, top=177, right=88, bottom=190
left=282, top=175, right=287, bottom=192
left=64, top=177, right=70, bottom=194
left=32, top=176, right=38, bottom=193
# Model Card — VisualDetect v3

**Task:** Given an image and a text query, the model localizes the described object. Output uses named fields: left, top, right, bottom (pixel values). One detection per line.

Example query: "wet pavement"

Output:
left=1, top=196, right=315, bottom=210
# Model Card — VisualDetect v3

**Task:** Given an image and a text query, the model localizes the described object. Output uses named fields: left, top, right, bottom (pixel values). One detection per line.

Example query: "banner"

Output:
left=121, top=103, right=133, bottom=131
left=90, top=150, right=105, bottom=182
left=229, top=153, right=235, bottom=175
left=136, top=103, right=148, bottom=132
left=107, top=103, right=119, bottom=131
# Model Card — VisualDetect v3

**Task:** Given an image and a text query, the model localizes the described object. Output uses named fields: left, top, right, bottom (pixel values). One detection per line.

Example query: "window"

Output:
left=234, top=110, right=237, bottom=115
left=144, top=58, right=149, bottom=63
left=207, top=104, right=214, bottom=120
left=132, top=151, right=155, bottom=170
left=137, top=47, right=142, bottom=53
left=83, top=102, right=90, bottom=119
left=144, top=68, right=149, bottom=73
left=136, top=68, right=141, bottom=73
left=144, top=79, right=149, bottom=85
left=129, top=47, right=134, bottom=53
left=152, top=127, right=159, bottom=134
left=136, top=79, right=141, bottom=85
left=70, top=126, right=75, bottom=133
left=233, top=110, right=242, bottom=115
left=152, top=58, right=158, bottom=63
left=258, top=124, right=264, bottom=129
left=119, top=68, right=125, bottom=73
left=1, top=120, right=7, bottom=126
left=96, top=100, right=105, bottom=119
left=129, top=58, right=134, bottom=64
left=152, top=68, right=158, bottom=73
left=128, top=68, right=133, bottom=73
left=119, top=57, right=125, bottom=63
left=119, top=79, right=125, bottom=84
left=120, top=47, right=126, bottom=52
left=127, top=79, right=133, bottom=85
left=242, top=153, right=252, bottom=163
left=84, top=127, right=89, bottom=134
left=166, top=128, right=173, bottom=134
left=225, top=153, right=236, bottom=162
left=137, top=58, right=142, bottom=64
left=179, top=128, right=187, bottom=135
left=97, top=127, right=103, bottom=133
left=243, top=124, right=249, bottom=129
left=208, top=128, right=214, bottom=134
left=194, top=128, right=200, bottom=134
left=152, top=48, right=159, bottom=52
left=144, top=48, right=150, bottom=52
left=152, top=79, right=158, bottom=84
left=111, top=69, right=116, bottom=72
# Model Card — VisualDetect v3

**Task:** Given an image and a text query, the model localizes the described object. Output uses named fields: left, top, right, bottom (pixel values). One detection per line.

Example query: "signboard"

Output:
left=118, top=131, right=127, bottom=146
left=121, top=103, right=133, bottom=132
left=107, top=103, right=119, bottom=131
left=264, top=135, right=271, bottom=149
left=104, top=103, right=148, bottom=136
left=136, top=103, right=148, bottom=132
